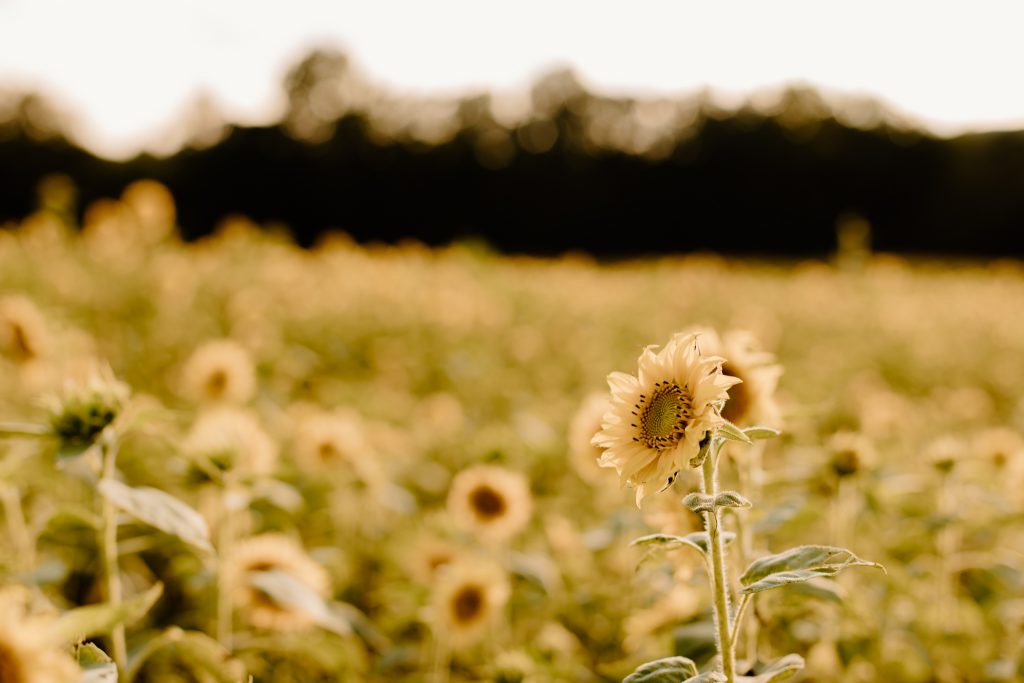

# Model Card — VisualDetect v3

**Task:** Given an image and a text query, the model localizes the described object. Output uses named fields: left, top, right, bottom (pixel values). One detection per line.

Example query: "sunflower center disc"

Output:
left=639, top=383, right=692, bottom=450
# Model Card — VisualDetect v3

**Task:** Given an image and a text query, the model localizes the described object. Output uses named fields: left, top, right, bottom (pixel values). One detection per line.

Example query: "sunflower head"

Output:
left=45, top=365, right=130, bottom=452
left=181, top=339, right=256, bottom=406
left=431, top=559, right=510, bottom=647
left=592, top=332, right=740, bottom=506
left=447, top=465, right=533, bottom=543
left=183, top=408, right=278, bottom=479
left=568, top=393, right=616, bottom=485
left=684, top=327, right=782, bottom=428
left=827, top=431, right=877, bottom=478
left=0, top=296, right=50, bottom=364
left=223, top=533, right=330, bottom=632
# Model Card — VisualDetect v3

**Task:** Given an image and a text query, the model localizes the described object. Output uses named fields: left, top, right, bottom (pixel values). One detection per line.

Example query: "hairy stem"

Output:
left=729, top=593, right=752, bottom=649
left=702, top=447, right=735, bottom=682
left=100, top=439, right=127, bottom=672
left=735, top=440, right=764, bottom=665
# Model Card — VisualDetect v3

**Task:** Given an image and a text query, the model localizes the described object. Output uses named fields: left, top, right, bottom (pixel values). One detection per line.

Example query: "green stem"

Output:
left=0, top=422, right=51, bottom=438
left=216, top=478, right=237, bottom=650
left=99, top=439, right=127, bottom=672
left=729, top=593, right=752, bottom=649
left=734, top=440, right=763, bottom=665
left=702, top=445, right=735, bottom=682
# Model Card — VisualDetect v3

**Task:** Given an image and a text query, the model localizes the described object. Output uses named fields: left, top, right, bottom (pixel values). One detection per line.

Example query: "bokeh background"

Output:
left=3, top=0, right=1024, bottom=256
left=2, top=3, right=1024, bottom=683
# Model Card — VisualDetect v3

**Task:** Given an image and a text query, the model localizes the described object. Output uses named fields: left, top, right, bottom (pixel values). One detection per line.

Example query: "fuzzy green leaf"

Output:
left=250, top=570, right=352, bottom=636
left=715, top=491, right=752, bottom=509
left=622, top=656, right=699, bottom=682
left=718, top=421, right=753, bottom=444
left=631, top=531, right=736, bottom=569
left=682, top=492, right=715, bottom=514
left=77, top=643, right=117, bottom=683
left=738, top=654, right=805, bottom=682
left=98, top=479, right=213, bottom=554
left=684, top=674, right=728, bottom=683
left=741, top=545, right=884, bottom=595
left=57, top=582, right=163, bottom=643
left=743, top=426, right=781, bottom=441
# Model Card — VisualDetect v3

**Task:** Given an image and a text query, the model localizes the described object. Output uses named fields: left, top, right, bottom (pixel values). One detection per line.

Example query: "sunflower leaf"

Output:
left=622, top=655, right=699, bottom=682
left=249, top=570, right=352, bottom=636
left=737, top=654, right=805, bottom=682
left=743, top=426, right=781, bottom=441
left=715, top=491, right=752, bottom=509
left=718, top=421, right=752, bottom=444
left=684, top=674, right=728, bottom=683
left=740, top=545, right=884, bottom=595
left=682, top=492, right=715, bottom=515
left=97, top=479, right=213, bottom=554
left=77, top=642, right=117, bottom=683
left=57, top=582, right=163, bottom=644
left=631, top=532, right=736, bottom=569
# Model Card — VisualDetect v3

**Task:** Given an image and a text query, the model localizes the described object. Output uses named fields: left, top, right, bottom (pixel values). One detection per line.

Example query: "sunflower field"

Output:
left=1, top=180, right=1023, bottom=683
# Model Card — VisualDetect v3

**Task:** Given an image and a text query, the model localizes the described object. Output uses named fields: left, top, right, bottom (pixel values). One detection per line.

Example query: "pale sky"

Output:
left=1, top=0, right=1022, bottom=159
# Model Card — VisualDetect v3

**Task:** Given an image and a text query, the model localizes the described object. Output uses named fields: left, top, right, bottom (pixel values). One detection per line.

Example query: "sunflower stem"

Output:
left=701, top=442, right=735, bottom=682
left=216, top=474, right=238, bottom=651
left=0, top=422, right=51, bottom=438
left=99, top=438, right=127, bottom=673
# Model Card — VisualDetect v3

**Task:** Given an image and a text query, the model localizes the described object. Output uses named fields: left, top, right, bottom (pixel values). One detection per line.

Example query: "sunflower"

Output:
left=431, top=559, right=510, bottom=647
left=44, top=365, right=131, bottom=452
left=183, top=408, right=278, bottom=479
left=592, top=332, right=739, bottom=506
left=689, top=327, right=782, bottom=428
left=0, top=587, right=79, bottom=683
left=447, top=465, right=532, bottom=543
left=0, top=296, right=50, bottom=364
left=407, top=535, right=463, bottom=586
left=567, top=392, right=615, bottom=486
left=827, top=431, right=877, bottom=478
left=291, top=411, right=379, bottom=484
left=223, top=533, right=331, bottom=632
left=180, top=339, right=256, bottom=406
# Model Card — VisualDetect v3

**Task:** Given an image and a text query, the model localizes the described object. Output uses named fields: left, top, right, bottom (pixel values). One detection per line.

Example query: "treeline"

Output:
left=2, top=49, right=1024, bottom=257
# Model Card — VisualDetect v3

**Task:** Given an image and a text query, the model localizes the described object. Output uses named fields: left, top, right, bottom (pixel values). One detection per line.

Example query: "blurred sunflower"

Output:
left=0, top=587, right=79, bottom=683
left=44, top=365, right=130, bottom=452
left=447, top=465, right=532, bottom=543
left=0, top=295, right=50, bottom=364
left=567, top=392, right=614, bottom=485
left=291, top=411, right=381, bottom=484
left=689, top=327, right=782, bottom=427
left=827, top=431, right=878, bottom=478
left=431, top=559, right=510, bottom=647
left=592, top=332, right=739, bottom=506
left=180, top=339, right=256, bottom=406
left=408, top=535, right=463, bottom=586
left=223, top=533, right=330, bottom=632
left=184, top=408, right=277, bottom=479
left=972, top=427, right=1024, bottom=471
